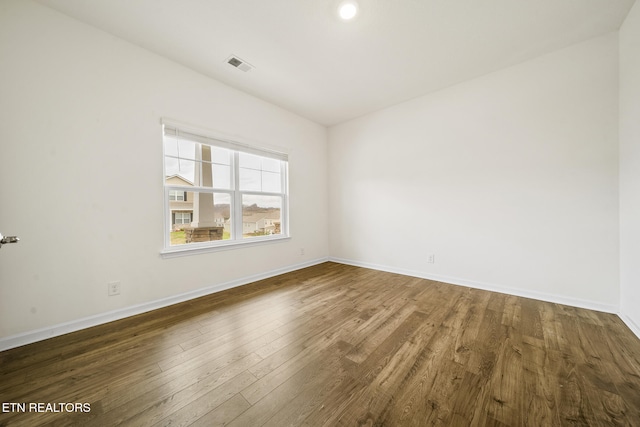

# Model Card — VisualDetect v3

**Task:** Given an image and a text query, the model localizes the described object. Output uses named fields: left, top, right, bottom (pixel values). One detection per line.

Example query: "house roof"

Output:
left=165, top=174, right=194, bottom=186
left=243, top=212, right=280, bottom=224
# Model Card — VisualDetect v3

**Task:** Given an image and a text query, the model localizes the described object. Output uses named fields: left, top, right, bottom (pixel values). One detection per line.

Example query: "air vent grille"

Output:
left=226, top=55, right=253, bottom=72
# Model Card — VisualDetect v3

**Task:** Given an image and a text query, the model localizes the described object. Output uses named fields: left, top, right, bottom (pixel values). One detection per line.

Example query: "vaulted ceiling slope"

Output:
left=37, top=0, right=636, bottom=126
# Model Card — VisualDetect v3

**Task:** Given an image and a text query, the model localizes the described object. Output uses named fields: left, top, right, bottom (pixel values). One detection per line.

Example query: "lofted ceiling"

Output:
left=37, top=0, right=636, bottom=126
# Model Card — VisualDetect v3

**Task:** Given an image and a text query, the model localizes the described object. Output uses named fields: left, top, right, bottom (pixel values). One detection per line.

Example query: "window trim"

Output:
left=160, top=120, right=290, bottom=257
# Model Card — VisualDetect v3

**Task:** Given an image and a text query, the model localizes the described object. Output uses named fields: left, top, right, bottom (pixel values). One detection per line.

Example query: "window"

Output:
left=162, top=122, right=288, bottom=254
left=173, top=212, right=192, bottom=224
left=169, top=190, right=186, bottom=201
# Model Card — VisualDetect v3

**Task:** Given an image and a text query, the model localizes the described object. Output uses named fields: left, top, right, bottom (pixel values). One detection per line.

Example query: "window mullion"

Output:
left=281, top=161, right=288, bottom=236
left=233, top=151, right=242, bottom=241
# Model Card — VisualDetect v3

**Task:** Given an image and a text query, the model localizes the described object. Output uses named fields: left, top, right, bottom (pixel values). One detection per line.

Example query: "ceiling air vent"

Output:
left=226, top=55, right=253, bottom=72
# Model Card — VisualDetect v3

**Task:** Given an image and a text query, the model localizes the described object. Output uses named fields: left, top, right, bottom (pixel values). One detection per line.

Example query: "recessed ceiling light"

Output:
left=338, top=1, right=358, bottom=20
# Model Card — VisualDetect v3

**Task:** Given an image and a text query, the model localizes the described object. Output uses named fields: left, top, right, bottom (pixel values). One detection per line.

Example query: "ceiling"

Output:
left=37, top=0, right=636, bottom=126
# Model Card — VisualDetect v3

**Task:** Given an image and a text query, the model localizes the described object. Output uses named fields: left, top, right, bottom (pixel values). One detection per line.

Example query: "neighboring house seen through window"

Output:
left=162, top=122, right=289, bottom=254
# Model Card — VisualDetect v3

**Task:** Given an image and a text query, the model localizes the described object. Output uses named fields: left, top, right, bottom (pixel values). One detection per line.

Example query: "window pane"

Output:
left=213, top=193, right=232, bottom=238
left=206, top=163, right=231, bottom=189
left=211, top=146, right=231, bottom=165
left=163, top=137, right=197, bottom=160
left=164, top=137, right=179, bottom=157
left=164, top=155, right=179, bottom=175
left=165, top=158, right=230, bottom=189
left=165, top=157, right=196, bottom=185
left=262, top=157, right=280, bottom=173
left=213, top=164, right=231, bottom=189
left=177, top=139, right=197, bottom=160
left=170, top=191, right=232, bottom=245
left=242, top=195, right=282, bottom=238
left=262, top=171, right=281, bottom=193
left=240, top=167, right=261, bottom=191
left=239, top=152, right=261, bottom=170
left=239, top=154, right=282, bottom=192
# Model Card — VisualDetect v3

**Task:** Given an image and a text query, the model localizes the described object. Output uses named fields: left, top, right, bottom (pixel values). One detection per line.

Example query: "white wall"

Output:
left=620, top=1, right=640, bottom=336
left=0, top=0, right=328, bottom=342
left=328, top=33, right=620, bottom=310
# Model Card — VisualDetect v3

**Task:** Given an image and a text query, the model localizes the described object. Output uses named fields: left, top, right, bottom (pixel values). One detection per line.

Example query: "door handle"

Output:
left=0, top=232, right=19, bottom=248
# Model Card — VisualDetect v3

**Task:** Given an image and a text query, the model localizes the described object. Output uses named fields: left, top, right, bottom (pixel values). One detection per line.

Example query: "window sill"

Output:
left=160, top=235, right=291, bottom=259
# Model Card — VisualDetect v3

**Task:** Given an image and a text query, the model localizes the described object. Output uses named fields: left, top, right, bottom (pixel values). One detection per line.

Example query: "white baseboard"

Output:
left=0, top=257, right=329, bottom=352
left=618, top=312, right=640, bottom=339
left=329, top=257, right=620, bottom=314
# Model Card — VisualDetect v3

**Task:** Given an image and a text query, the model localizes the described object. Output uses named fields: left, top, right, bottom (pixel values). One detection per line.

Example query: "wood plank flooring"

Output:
left=1, top=262, right=639, bottom=426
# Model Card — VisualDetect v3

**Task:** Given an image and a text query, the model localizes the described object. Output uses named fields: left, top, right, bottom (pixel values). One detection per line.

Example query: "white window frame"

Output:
left=161, top=121, right=290, bottom=257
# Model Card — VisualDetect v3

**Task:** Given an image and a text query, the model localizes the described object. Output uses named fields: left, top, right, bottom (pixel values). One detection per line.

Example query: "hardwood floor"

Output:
left=1, top=262, right=639, bottom=426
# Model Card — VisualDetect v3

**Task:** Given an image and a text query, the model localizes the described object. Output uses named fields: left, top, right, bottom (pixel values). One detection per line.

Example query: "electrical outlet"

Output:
left=300, top=248, right=305, bottom=256
left=108, top=281, right=121, bottom=296
left=427, top=254, right=435, bottom=264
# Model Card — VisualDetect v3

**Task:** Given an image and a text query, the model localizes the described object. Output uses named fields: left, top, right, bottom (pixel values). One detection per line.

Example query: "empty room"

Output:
left=1, top=0, right=639, bottom=425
